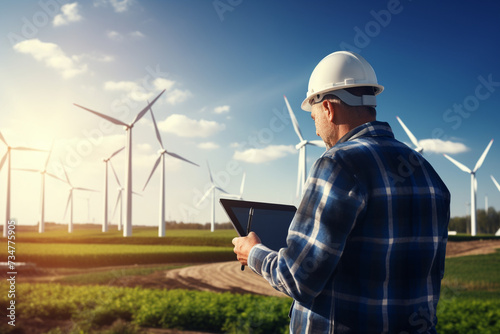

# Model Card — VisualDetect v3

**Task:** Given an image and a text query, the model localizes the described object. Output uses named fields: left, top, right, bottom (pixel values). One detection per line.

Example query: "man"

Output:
left=233, top=51, right=450, bottom=333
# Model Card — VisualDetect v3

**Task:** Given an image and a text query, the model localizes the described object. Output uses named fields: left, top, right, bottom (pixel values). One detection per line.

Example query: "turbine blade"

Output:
left=143, top=155, right=162, bottom=191
left=61, top=163, right=72, bottom=186
left=149, top=105, right=164, bottom=149
left=308, top=140, right=325, bottom=147
left=396, top=116, right=420, bottom=149
left=284, top=95, right=304, bottom=142
left=12, top=146, right=46, bottom=152
left=239, top=172, right=246, bottom=196
left=132, top=191, right=142, bottom=197
left=44, top=140, right=55, bottom=170
left=166, top=151, right=199, bottom=167
left=0, top=152, right=8, bottom=171
left=112, top=192, right=121, bottom=220
left=74, top=187, right=99, bottom=192
left=46, top=172, right=67, bottom=183
left=109, top=160, right=121, bottom=187
left=215, top=186, right=229, bottom=194
left=491, top=175, right=500, bottom=192
left=13, top=168, right=39, bottom=173
left=74, top=104, right=128, bottom=127
left=108, top=146, right=125, bottom=160
left=443, top=154, right=472, bottom=174
left=206, top=161, right=214, bottom=184
left=131, top=89, right=166, bottom=125
left=196, top=187, right=214, bottom=207
left=0, top=131, right=7, bottom=146
left=63, top=192, right=72, bottom=220
left=473, top=139, right=494, bottom=172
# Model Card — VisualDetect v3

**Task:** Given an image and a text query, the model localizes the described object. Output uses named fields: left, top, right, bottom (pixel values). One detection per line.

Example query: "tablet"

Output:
left=220, top=198, right=297, bottom=252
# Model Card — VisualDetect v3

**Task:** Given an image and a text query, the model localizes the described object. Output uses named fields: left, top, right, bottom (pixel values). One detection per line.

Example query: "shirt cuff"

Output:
left=248, top=243, right=275, bottom=276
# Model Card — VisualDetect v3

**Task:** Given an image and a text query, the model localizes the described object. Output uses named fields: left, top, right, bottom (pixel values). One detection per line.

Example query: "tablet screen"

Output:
left=220, top=199, right=296, bottom=252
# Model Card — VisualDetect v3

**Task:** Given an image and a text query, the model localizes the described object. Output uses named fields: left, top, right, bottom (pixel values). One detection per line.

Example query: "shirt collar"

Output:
left=337, top=121, right=394, bottom=144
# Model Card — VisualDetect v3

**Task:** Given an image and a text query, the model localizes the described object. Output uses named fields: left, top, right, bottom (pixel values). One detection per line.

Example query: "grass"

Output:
left=14, top=226, right=238, bottom=246
left=441, top=249, right=500, bottom=300
left=16, top=242, right=235, bottom=267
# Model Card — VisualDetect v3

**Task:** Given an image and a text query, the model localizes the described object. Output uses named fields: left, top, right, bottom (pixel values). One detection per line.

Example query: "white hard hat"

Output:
left=301, top=51, right=384, bottom=111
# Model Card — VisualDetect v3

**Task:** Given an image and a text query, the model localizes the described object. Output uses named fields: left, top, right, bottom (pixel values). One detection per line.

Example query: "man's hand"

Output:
left=232, top=232, right=261, bottom=267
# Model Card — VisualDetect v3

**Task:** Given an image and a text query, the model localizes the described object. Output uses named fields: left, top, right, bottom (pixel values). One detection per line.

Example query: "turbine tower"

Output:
left=284, top=96, right=324, bottom=197
left=102, top=147, right=124, bottom=233
left=0, top=132, right=45, bottom=237
left=444, top=139, right=494, bottom=236
left=61, top=164, right=99, bottom=233
left=13, top=143, right=66, bottom=233
left=74, top=89, right=165, bottom=236
left=142, top=105, right=199, bottom=237
left=196, top=161, right=228, bottom=232
left=109, top=159, right=141, bottom=231
left=396, top=116, right=423, bottom=153
left=223, top=173, right=246, bottom=200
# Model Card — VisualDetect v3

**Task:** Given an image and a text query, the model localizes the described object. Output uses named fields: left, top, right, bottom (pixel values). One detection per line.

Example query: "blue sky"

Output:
left=1, top=0, right=500, bottom=231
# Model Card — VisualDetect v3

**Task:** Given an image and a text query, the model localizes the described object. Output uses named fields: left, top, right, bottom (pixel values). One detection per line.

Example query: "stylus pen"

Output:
left=241, top=207, right=254, bottom=271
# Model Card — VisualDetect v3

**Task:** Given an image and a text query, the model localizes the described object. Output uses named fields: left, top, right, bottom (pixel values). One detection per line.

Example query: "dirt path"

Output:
left=19, top=240, right=500, bottom=298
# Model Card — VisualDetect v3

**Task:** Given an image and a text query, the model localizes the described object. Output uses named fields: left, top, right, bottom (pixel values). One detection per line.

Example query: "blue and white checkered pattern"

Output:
left=248, top=121, right=450, bottom=334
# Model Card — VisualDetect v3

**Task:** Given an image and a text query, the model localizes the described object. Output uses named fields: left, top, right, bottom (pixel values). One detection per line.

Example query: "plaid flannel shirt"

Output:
left=248, top=121, right=450, bottom=334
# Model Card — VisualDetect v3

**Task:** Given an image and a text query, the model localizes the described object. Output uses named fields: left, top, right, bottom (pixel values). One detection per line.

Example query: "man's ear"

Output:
left=322, top=100, right=335, bottom=122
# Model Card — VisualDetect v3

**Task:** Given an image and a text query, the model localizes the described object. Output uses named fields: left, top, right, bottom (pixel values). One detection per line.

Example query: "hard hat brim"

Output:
left=300, top=83, right=384, bottom=112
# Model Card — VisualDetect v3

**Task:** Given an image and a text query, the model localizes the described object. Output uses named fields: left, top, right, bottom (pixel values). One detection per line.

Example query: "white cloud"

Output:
left=214, top=105, right=230, bottom=114
left=166, top=89, right=193, bottom=105
left=53, top=2, right=82, bottom=27
left=230, top=142, right=240, bottom=148
left=107, top=30, right=123, bottom=41
left=418, top=139, right=469, bottom=154
left=104, top=81, right=155, bottom=101
left=110, top=0, right=134, bottom=12
left=130, top=31, right=145, bottom=39
left=198, top=142, right=220, bottom=150
left=233, top=145, right=296, bottom=164
left=153, top=78, right=175, bottom=91
left=13, top=39, right=87, bottom=78
left=158, top=114, right=225, bottom=138
left=94, top=0, right=134, bottom=12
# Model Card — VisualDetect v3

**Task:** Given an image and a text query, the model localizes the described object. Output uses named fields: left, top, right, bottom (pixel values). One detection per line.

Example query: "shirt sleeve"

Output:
left=248, top=155, right=366, bottom=304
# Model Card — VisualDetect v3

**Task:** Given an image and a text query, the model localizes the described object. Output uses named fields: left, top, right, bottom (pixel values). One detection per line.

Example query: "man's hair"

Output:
left=323, top=86, right=377, bottom=117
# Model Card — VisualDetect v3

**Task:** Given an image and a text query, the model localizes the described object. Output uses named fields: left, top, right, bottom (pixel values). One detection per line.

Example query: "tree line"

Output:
left=448, top=207, right=500, bottom=235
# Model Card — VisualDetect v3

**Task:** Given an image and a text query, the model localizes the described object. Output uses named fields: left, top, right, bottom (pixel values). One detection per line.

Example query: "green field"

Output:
left=1, top=228, right=499, bottom=333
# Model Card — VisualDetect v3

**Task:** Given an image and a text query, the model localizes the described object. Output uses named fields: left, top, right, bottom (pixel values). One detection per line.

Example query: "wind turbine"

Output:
left=492, top=176, right=500, bottom=236
left=0, top=132, right=46, bottom=237
left=102, top=147, right=124, bottom=233
left=396, top=116, right=423, bottom=153
left=444, top=139, right=494, bottom=236
left=61, top=164, right=99, bottom=233
left=109, top=159, right=141, bottom=232
left=142, top=105, right=199, bottom=237
left=74, top=89, right=165, bottom=237
left=222, top=173, right=246, bottom=200
left=284, top=96, right=324, bottom=197
left=13, top=142, right=66, bottom=233
left=196, top=161, right=229, bottom=232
